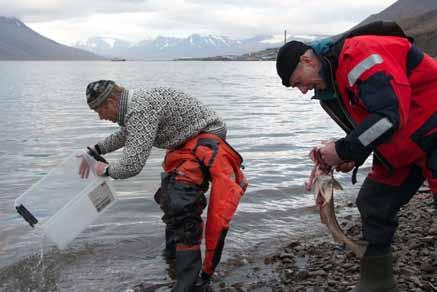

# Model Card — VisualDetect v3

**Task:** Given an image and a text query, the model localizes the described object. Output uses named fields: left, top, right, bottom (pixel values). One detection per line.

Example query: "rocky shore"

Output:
left=210, top=191, right=437, bottom=292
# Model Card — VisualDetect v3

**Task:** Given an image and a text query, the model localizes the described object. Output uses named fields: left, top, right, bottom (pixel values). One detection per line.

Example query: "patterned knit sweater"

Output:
left=97, top=87, right=225, bottom=179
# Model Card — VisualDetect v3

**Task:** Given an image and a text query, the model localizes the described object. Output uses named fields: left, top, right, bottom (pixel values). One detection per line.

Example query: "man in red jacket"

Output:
left=276, top=22, right=437, bottom=292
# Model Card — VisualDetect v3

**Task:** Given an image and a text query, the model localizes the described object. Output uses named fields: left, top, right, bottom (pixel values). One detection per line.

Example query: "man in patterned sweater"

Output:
left=79, top=80, right=248, bottom=292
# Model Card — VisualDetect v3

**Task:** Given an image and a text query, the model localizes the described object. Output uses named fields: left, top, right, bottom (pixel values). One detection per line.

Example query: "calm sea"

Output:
left=0, top=61, right=364, bottom=291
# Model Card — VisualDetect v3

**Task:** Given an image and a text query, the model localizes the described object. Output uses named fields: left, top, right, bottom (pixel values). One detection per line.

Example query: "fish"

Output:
left=305, top=147, right=368, bottom=258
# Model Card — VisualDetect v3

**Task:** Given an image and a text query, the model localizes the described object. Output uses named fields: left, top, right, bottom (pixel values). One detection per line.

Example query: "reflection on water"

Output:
left=0, top=61, right=364, bottom=291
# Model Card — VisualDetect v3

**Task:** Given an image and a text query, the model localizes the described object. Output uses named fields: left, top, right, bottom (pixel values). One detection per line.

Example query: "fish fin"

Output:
left=331, top=179, right=343, bottom=191
left=351, top=240, right=369, bottom=258
left=321, top=186, right=333, bottom=203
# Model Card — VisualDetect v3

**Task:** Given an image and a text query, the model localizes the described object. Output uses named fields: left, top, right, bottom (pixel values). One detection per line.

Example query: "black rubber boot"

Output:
left=162, top=227, right=176, bottom=262
left=171, top=249, right=202, bottom=292
left=191, top=272, right=211, bottom=292
left=352, top=253, right=399, bottom=292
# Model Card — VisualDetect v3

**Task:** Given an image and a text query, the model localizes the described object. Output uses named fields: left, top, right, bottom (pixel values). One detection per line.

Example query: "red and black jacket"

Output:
left=317, top=34, right=437, bottom=174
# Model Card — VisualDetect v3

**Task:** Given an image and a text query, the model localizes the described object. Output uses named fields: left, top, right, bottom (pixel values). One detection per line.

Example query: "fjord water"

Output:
left=0, top=61, right=362, bottom=291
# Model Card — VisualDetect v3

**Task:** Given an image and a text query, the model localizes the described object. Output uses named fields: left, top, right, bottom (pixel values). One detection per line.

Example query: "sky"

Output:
left=1, top=0, right=398, bottom=46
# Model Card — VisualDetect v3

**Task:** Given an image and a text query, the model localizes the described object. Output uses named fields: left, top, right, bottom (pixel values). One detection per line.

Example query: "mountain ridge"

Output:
left=248, top=0, right=437, bottom=61
left=4, top=0, right=437, bottom=61
left=357, top=0, right=437, bottom=56
left=0, top=16, right=104, bottom=60
left=398, top=9, right=437, bottom=56
left=360, top=0, right=437, bottom=25
left=74, top=34, right=286, bottom=60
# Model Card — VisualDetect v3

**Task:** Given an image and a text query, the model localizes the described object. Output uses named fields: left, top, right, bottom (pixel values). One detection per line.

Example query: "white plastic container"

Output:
left=14, top=151, right=118, bottom=249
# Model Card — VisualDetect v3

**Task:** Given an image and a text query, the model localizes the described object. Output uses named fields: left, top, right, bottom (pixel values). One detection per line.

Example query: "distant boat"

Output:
left=110, top=58, right=126, bottom=62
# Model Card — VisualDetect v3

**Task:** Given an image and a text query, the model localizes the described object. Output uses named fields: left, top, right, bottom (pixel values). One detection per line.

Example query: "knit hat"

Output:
left=86, top=80, right=115, bottom=109
left=276, top=41, right=311, bottom=87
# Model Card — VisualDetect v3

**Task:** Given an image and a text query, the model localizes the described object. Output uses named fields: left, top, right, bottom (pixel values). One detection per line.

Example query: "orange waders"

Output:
left=154, top=133, right=247, bottom=291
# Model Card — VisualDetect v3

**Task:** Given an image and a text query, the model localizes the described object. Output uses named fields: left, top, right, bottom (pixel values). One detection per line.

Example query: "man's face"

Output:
left=288, top=56, right=326, bottom=94
left=95, top=98, right=118, bottom=123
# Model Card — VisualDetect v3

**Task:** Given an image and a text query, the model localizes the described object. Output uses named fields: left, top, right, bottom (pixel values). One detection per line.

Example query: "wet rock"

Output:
left=230, top=282, right=247, bottom=292
left=203, top=192, right=436, bottom=292
left=297, top=270, right=309, bottom=280
left=428, top=227, right=437, bottom=235
left=220, top=287, right=236, bottom=292
left=309, top=269, right=327, bottom=277
left=409, top=275, right=423, bottom=287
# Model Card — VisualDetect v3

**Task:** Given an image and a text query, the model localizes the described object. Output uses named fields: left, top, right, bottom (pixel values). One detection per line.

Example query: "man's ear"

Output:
left=300, top=54, right=315, bottom=67
left=300, top=54, right=310, bottom=63
left=107, top=96, right=118, bottom=109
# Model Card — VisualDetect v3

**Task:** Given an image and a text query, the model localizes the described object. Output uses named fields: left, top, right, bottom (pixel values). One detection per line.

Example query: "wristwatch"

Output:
left=103, top=165, right=110, bottom=177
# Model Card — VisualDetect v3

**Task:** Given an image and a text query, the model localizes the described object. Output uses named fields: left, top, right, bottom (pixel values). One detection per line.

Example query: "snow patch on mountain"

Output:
left=75, top=33, right=316, bottom=60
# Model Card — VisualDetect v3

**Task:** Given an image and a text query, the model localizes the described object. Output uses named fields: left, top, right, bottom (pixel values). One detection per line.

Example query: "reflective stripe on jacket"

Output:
left=330, top=35, right=437, bottom=191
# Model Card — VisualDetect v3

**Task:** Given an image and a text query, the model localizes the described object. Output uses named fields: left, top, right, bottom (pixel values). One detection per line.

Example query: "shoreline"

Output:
left=210, top=191, right=437, bottom=292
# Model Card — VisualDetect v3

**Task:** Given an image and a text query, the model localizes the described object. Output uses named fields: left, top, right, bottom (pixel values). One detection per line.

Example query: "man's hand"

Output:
left=79, top=156, right=91, bottom=178
left=335, top=161, right=355, bottom=173
left=319, top=140, right=344, bottom=167
left=95, top=162, right=109, bottom=177
left=78, top=151, right=109, bottom=178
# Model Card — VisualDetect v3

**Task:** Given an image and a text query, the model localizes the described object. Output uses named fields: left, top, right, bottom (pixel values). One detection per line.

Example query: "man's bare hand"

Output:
left=335, top=161, right=355, bottom=173
left=319, top=140, right=343, bottom=166
left=95, top=162, right=108, bottom=177
left=79, top=157, right=91, bottom=178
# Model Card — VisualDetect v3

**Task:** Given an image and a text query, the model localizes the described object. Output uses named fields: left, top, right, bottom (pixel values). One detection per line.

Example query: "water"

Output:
left=0, top=61, right=366, bottom=291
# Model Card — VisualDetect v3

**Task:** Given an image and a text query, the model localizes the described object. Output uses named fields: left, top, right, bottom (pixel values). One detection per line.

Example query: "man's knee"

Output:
left=174, top=217, right=203, bottom=246
left=356, top=178, right=398, bottom=245
left=157, top=173, right=207, bottom=246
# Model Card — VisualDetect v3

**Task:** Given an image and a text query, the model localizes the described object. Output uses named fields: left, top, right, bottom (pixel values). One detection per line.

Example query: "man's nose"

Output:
left=298, top=86, right=308, bottom=94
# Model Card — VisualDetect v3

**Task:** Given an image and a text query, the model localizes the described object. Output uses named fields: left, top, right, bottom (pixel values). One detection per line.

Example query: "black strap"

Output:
left=193, top=138, right=219, bottom=168
left=16, top=204, right=38, bottom=227
left=351, top=166, right=359, bottom=185
left=192, top=138, right=220, bottom=187
left=87, top=146, right=108, bottom=164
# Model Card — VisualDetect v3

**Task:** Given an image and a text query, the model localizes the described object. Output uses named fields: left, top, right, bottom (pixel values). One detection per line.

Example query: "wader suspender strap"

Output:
left=192, top=138, right=220, bottom=186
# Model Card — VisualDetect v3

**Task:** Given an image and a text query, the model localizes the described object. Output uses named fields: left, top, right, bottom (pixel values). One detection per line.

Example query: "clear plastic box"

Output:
left=14, top=151, right=118, bottom=249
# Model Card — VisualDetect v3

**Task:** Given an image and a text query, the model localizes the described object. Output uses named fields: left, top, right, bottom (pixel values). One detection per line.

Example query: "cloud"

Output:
left=1, top=0, right=157, bottom=21
left=2, top=0, right=398, bottom=45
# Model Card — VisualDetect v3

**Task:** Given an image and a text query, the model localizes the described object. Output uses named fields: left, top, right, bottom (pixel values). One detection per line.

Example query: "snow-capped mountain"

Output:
left=75, top=37, right=132, bottom=58
left=75, top=34, right=286, bottom=60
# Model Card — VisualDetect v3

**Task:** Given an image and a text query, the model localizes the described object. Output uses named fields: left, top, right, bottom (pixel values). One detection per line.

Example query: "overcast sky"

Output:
left=2, top=0, right=398, bottom=45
